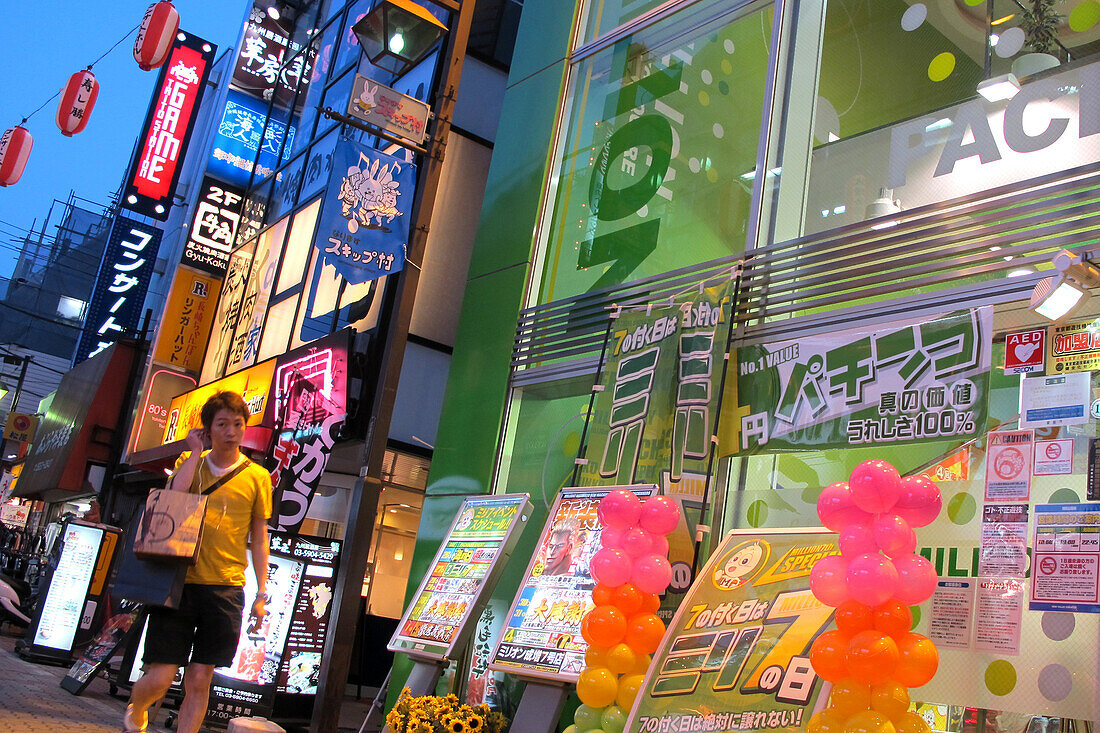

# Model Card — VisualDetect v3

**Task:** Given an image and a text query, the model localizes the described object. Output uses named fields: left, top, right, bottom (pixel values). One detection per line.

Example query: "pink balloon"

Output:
left=839, top=523, right=877, bottom=557
left=873, top=513, right=916, bottom=558
left=599, top=489, right=643, bottom=528
left=631, top=553, right=673, bottom=594
left=893, top=553, right=937, bottom=605
left=591, top=548, right=632, bottom=586
left=846, top=552, right=898, bottom=607
left=895, top=475, right=942, bottom=528
left=639, top=495, right=680, bottom=535
left=622, top=527, right=655, bottom=557
left=849, top=460, right=902, bottom=514
left=649, top=534, right=670, bottom=558
left=809, top=554, right=851, bottom=606
left=817, top=482, right=873, bottom=532
left=600, top=525, right=626, bottom=551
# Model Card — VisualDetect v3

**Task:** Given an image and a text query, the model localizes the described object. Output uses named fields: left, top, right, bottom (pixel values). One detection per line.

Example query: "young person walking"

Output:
left=123, top=391, right=273, bottom=733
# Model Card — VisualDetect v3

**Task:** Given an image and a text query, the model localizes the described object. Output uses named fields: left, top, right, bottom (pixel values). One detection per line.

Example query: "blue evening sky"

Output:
left=0, top=2, right=248, bottom=277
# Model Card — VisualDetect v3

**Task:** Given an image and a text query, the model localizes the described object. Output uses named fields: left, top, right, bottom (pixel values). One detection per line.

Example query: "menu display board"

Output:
left=207, top=532, right=341, bottom=724
left=489, top=486, right=657, bottom=682
left=33, top=523, right=104, bottom=653
left=625, top=528, right=836, bottom=733
left=390, top=494, right=533, bottom=660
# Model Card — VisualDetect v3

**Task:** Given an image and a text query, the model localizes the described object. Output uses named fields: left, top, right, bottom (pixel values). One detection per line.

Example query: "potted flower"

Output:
left=1012, top=0, right=1064, bottom=78
left=386, top=689, right=510, bottom=733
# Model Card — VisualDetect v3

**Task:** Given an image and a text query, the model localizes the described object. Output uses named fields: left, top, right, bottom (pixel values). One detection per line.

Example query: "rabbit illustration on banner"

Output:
left=337, top=151, right=405, bottom=233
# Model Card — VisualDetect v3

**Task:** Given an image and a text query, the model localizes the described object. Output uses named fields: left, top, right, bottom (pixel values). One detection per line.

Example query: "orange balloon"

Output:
left=808, top=709, right=846, bottom=733
left=631, top=652, right=651, bottom=675
left=592, top=584, right=615, bottom=607
left=893, top=712, right=932, bottom=733
left=576, top=667, right=618, bottom=708
left=873, top=600, right=913, bottom=640
left=583, top=605, right=627, bottom=648
left=641, top=593, right=661, bottom=614
left=828, top=678, right=871, bottom=718
left=895, top=632, right=938, bottom=687
left=624, top=613, right=665, bottom=654
left=584, top=644, right=610, bottom=669
left=605, top=642, right=637, bottom=674
left=846, top=630, right=899, bottom=686
left=844, top=710, right=895, bottom=733
left=616, top=672, right=645, bottom=709
left=869, top=681, right=909, bottom=719
left=809, top=630, right=851, bottom=682
left=611, top=583, right=645, bottom=615
left=835, top=601, right=873, bottom=636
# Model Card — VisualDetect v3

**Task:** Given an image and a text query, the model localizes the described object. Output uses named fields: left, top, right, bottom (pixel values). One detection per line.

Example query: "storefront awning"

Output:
left=14, top=342, right=138, bottom=503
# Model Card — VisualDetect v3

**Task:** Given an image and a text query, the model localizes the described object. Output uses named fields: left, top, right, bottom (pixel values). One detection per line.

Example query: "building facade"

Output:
left=406, top=0, right=1100, bottom=726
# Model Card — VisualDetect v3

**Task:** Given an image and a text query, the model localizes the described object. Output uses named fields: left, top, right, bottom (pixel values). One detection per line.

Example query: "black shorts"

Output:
left=143, top=584, right=245, bottom=668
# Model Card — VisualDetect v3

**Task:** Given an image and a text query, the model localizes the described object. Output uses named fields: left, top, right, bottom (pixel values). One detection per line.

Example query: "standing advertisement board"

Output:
left=389, top=494, right=533, bottom=660
left=625, top=528, right=836, bottom=733
left=489, top=485, right=657, bottom=682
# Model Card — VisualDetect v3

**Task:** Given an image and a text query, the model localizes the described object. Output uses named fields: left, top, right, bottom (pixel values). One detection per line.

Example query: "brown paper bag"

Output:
left=133, top=489, right=207, bottom=563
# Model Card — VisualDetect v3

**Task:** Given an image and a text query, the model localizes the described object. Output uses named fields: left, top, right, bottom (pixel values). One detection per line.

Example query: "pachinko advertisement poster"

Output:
left=390, top=494, right=532, bottom=659
left=490, top=486, right=656, bottom=682
left=626, top=529, right=837, bottom=733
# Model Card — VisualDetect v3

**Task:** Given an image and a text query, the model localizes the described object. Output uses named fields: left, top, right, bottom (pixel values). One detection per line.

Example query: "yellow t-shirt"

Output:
left=172, top=451, right=273, bottom=586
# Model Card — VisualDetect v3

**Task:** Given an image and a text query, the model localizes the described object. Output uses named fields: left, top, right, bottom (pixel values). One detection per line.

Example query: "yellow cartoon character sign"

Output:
left=712, top=540, right=770, bottom=590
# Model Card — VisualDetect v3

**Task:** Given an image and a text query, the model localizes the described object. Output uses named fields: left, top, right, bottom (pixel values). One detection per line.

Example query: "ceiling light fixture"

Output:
left=978, top=73, right=1021, bottom=102
left=1030, top=249, right=1100, bottom=323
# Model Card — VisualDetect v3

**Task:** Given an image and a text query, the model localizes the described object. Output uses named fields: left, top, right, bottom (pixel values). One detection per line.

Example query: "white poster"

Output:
left=974, top=577, right=1025, bottom=655
left=928, top=579, right=974, bottom=650
left=1030, top=503, right=1100, bottom=613
left=1033, top=439, right=1074, bottom=476
left=1019, top=372, right=1091, bottom=429
left=984, top=430, right=1033, bottom=502
left=978, top=504, right=1029, bottom=577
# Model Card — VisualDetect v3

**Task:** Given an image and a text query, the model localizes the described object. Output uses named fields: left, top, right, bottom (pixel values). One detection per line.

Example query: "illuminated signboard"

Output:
left=74, top=216, right=163, bottom=365
left=182, top=176, right=256, bottom=275
left=231, top=5, right=315, bottom=109
left=150, top=268, right=223, bottom=373
left=208, top=89, right=296, bottom=188
left=163, top=358, right=276, bottom=444
left=390, top=494, right=532, bottom=660
left=122, top=31, right=216, bottom=221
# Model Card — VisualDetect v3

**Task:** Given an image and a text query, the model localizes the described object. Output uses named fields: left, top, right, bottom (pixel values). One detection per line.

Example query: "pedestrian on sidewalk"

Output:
left=123, top=391, right=273, bottom=733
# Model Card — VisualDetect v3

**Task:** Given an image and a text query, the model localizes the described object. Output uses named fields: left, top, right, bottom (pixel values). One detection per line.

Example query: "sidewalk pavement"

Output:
left=0, top=631, right=377, bottom=732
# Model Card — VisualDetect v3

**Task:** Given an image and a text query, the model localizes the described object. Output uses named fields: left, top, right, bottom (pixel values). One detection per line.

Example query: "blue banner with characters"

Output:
left=313, top=138, right=416, bottom=284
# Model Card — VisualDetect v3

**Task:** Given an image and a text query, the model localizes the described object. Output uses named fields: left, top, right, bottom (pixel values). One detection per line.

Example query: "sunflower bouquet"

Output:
left=385, top=689, right=509, bottom=733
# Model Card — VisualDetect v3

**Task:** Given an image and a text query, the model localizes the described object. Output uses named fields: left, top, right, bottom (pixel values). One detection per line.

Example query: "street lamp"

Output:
left=352, top=0, right=448, bottom=76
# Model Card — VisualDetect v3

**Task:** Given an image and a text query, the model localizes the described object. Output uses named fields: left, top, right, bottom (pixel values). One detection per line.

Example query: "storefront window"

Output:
left=717, top=296, right=1100, bottom=721
left=580, top=0, right=668, bottom=46
left=536, top=0, right=772, bottom=304
left=364, top=450, right=429, bottom=618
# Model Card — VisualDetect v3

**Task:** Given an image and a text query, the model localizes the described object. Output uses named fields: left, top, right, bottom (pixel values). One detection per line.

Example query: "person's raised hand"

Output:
left=184, top=428, right=207, bottom=454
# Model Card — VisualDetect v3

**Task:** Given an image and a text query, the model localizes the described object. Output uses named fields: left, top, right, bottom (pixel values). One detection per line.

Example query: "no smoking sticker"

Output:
left=1034, top=439, right=1074, bottom=476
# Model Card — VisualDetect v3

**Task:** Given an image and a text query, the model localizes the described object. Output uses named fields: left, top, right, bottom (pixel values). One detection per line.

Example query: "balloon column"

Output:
left=568, top=490, right=681, bottom=733
left=808, top=461, right=942, bottom=733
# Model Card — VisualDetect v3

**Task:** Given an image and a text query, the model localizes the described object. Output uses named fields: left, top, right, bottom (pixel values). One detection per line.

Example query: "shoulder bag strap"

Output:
left=201, top=458, right=252, bottom=496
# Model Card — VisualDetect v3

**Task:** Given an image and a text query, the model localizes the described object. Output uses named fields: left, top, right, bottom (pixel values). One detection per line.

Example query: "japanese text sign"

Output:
left=489, top=485, right=657, bottom=682
left=1030, top=503, right=1100, bottom=614
left=231, top=7, right=314, bottom=109
left=3, top=413, right=38, bottom=443
left=151, top=269, right=222, bottom=373
left=313, top=138, right=415, bottom=285
left=1047, top=317, right=1100, bottom=374
left=578, top=281, right=732, bottom=490
left=183, top=176, right=251, bottom=275
left=984, top=430, right=1034, bottom=502
left=208, top=90, right=296, bottom=188
left=390, top=494, right=533, bottom=660
left=123, top=32, right=215, bottom=220
left=75, top=216, right=163, bottom=364
left=720, top=308, right=992, bottom=456
left=1004, top=329, right=1045, bottom=374
left=347, top=75, right=431, bottom=145
left=163, top=358, right=275, bottom=443
left=625, top=529, right=836, bottom=733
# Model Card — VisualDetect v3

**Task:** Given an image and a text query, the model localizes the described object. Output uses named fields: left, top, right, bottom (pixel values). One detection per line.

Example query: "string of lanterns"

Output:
left=0, top=1, right=180, bottom=187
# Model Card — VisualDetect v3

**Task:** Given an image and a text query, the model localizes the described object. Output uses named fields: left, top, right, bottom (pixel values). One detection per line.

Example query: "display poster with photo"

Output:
left=207, top=532, right=341, bottom=723
left=984, top=431, right=1033, bottom=502
left=1029, top=503, right=1100, bottom=614
left=625, top=529, right=836, bottom=733
left=489, top=486, right=657, bottom=682
left=390, top=494, right=532, bottom=660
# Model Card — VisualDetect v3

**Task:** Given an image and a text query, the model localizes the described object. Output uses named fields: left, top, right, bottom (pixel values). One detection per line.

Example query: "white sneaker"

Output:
left=122, top=704, right=148, bottom=732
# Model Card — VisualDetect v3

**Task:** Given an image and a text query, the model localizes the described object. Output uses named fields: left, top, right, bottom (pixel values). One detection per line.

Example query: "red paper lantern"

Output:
left=56, top=69, right=99, bottom=137
left=133, top=1, right=180, bottom=71
left=0, top=126, right=33, bottom=187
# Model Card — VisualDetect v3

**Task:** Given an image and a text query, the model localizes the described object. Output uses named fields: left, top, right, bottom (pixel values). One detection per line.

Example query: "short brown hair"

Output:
left=200, top=391, right=249, bottom=428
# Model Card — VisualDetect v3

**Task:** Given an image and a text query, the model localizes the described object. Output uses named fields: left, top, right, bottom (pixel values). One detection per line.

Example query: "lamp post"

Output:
left=351, top=0, right=448, bottom=75
left=310, top=1, right=476, bottom=732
